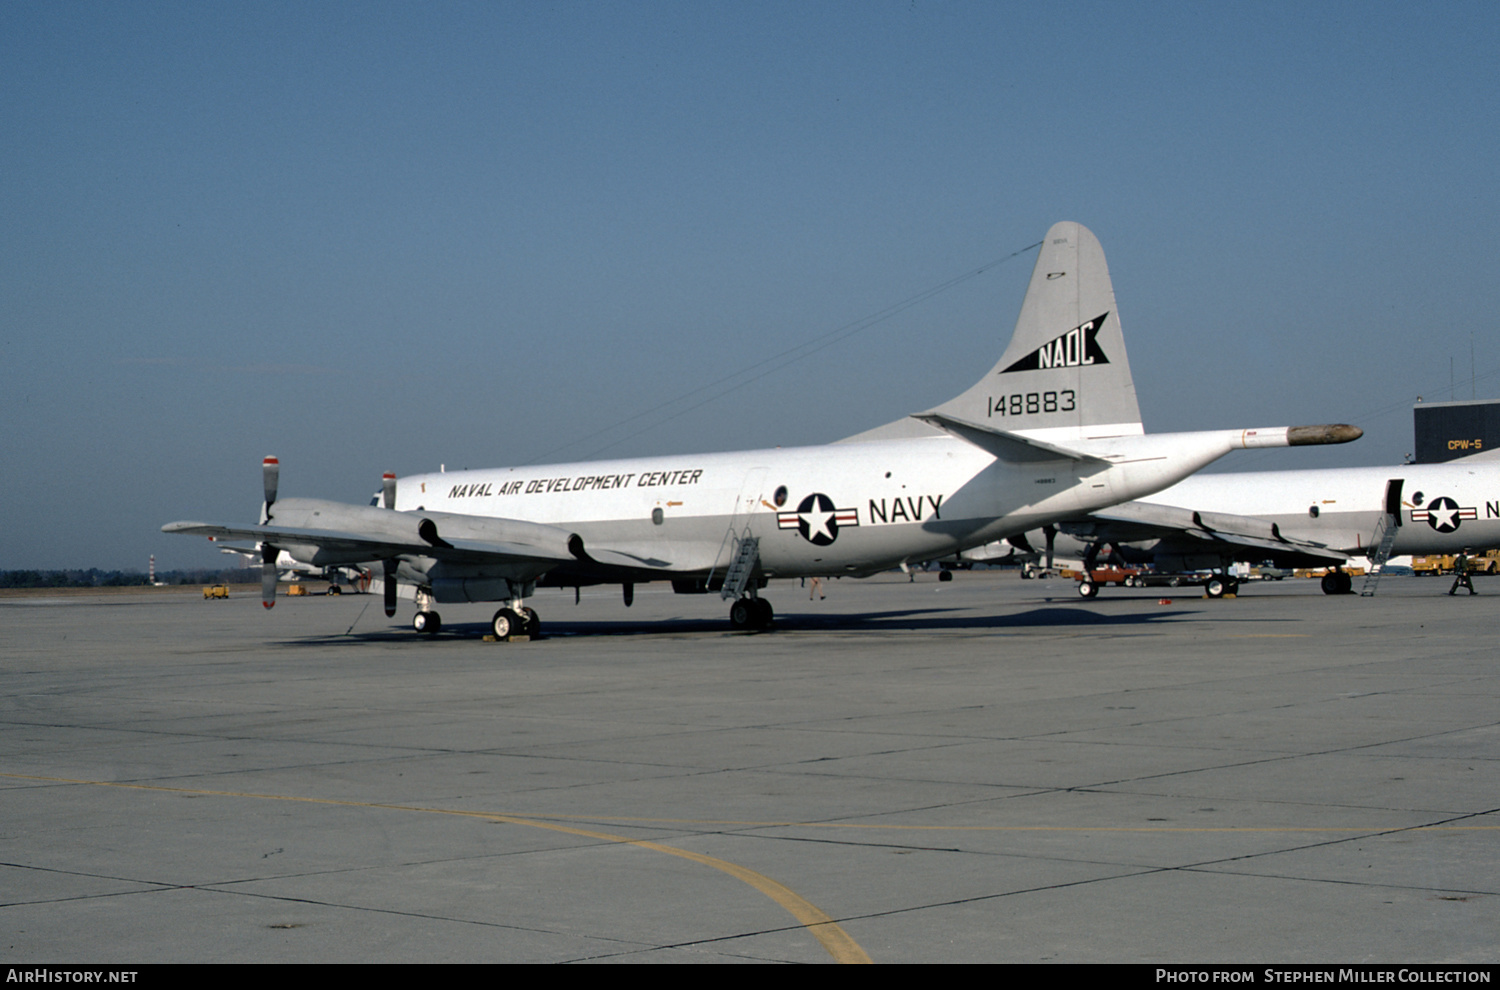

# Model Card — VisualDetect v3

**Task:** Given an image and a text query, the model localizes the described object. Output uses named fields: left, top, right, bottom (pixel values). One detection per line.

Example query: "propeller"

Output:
left=261, top=456, right=279, bottom=524
left=382, top=471, right=397, bottom=616
left=1043, top=524, right=1056, bottom=572
left=261, top=456, right=280, bottom=608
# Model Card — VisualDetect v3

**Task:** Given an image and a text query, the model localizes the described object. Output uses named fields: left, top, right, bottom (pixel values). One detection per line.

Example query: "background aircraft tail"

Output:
left=843, top=220, right=1143, bottom=444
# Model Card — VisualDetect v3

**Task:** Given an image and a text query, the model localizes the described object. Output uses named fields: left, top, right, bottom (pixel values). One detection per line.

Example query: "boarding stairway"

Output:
left=1359, top=511, right=1400, bottom=597
left=719, top=533, right=761, bottom=600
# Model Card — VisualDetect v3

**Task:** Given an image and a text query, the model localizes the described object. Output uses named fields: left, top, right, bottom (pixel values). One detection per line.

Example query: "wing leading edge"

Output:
left=164, top=498, right=687, bottom=576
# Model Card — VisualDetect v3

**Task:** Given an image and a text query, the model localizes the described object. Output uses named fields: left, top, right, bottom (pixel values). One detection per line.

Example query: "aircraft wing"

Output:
left=1082, top=500, right=1350, bottom=564
left=162, top=519, right=580, bottom=567
left=163, top=496, right=700, bottom=574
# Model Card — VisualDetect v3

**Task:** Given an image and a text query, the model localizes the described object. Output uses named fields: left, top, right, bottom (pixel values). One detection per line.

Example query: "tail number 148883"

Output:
left=987, top=390, right=1076, bottom=417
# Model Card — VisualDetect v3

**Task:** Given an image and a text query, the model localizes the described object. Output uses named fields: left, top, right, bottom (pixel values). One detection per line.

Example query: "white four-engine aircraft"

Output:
left=1023, top=457, right=1500, bottom=597
left=164, top=221, right=1360, bottom=638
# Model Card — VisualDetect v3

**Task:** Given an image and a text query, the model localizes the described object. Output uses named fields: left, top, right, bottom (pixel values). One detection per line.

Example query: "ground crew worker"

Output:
left=1449, top=549, right=1476, bottom=596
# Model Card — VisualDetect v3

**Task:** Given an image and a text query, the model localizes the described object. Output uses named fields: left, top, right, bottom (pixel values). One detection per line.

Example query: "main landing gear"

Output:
left=490, top=606, right=541, bottom=641
left=1320, top=567, right=1353, bottom=595
left=729, top=596, right=774, bottom=631
left=413, top=586, right=443, bottom=635
left=1202, top=574, right=1240, bottom=599
left=411, top=605, right=541, bottom=639
left=407, top=588, right=542, bottom=640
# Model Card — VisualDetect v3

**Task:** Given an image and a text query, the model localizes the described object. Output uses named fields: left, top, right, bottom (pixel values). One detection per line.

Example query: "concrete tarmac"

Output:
left=1, top=572, right=1496, bottom=963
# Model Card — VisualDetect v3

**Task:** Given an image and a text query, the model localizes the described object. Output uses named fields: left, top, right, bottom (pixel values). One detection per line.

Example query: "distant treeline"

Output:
left=0, top=568, right=261, bottom=588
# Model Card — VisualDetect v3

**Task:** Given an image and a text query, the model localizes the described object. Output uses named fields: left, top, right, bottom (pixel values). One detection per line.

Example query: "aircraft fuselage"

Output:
left=384, top=427, right=1277, bottom=595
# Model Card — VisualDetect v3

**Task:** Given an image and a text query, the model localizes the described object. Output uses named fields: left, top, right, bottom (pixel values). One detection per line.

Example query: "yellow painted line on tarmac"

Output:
left=477, top=813, right=870, bottom=963
left=3, top=772, right=871, bottom=965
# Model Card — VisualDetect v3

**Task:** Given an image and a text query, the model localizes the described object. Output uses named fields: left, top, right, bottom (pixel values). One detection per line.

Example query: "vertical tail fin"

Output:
left=933, top=221, right=1141, bottom=441
left=841, top=221, right=1142, bottom=444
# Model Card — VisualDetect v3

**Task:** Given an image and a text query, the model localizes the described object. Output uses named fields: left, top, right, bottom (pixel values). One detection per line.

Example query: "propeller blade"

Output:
left=383, top=558, right=397, bottom=617
left=382, top=472, right=396, bottom=510
left=1043, top=524, right=1056, bottom=571
left=262, top=456, right=280, bottom=524
left=261, top=544, right=278, bottom=609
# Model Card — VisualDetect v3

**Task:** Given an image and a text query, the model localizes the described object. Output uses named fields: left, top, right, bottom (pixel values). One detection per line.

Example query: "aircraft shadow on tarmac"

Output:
left=285, top=604, right=1199, bottom=644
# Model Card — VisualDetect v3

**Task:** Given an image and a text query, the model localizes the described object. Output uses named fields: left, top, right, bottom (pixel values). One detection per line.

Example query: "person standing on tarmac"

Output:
left=1449, top=549, right=1477, bottom=596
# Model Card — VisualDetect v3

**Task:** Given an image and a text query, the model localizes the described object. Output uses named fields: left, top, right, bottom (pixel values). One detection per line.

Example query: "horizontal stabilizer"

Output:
left=912, top=412, right=1111, bottom=465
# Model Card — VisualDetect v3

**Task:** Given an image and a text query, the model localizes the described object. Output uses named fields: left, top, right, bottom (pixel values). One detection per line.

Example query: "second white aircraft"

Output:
left=1042, top=458, right=1500, bottom=596
left=165, top=221, right=1359, bottom=636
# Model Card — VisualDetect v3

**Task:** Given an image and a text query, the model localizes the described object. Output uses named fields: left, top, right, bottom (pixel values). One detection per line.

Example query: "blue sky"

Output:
left=4, top=1, right=1498, bottom=569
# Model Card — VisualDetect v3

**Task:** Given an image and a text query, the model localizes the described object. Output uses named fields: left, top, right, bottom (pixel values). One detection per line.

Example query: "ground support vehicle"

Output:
left=1074, top=567, right=1246, bottom=599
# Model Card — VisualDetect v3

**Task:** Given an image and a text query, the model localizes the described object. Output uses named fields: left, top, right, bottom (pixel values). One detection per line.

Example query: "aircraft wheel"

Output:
left=729, top=599, right=754, bottom=630
left=492, top=608, right=523, bottom=641
left=751, top=598, right=774, bottom=629
left=1205, top=576, right=1227, bottom=598
left=328, top=584, right=341, bottom=596
left=938, top=570, right=953, bottom=582
left=1078, top=580, right=1099, bottom=599
left=1320, top=572, right=1340, bottom=595
left=1337, top=571, right=1352, bottom=594
left=522, top=606, right=541, bottom=638
left=413, top=610, right=442, bottom=634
